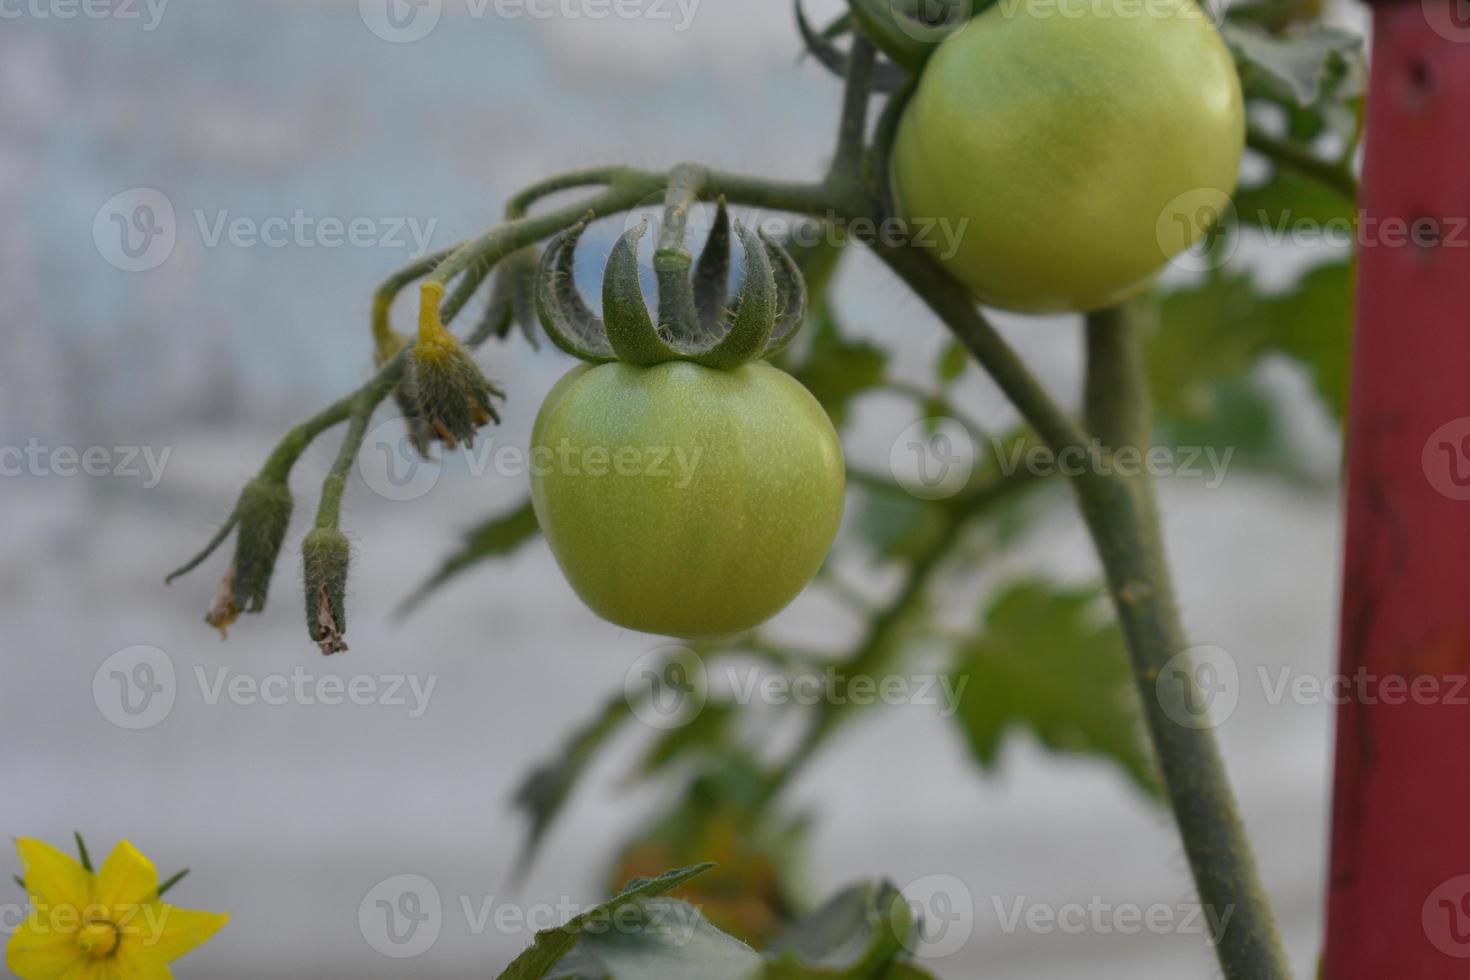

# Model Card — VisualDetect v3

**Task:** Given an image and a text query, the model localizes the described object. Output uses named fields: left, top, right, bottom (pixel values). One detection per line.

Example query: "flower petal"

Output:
left=15, top=838, right=93, bottom=909
left=120, top=904, right=227, bottom=964
left=94, top=842, right=158, bottom=911
left=100, top=954, right=171, bottom=980
left=6, top=912, right=82, bottom=980
left=56, top=960, right=106, bottom=980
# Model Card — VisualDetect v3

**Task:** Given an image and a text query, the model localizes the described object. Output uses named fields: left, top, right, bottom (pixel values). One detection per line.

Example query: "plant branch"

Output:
left=827, top=33, right=876, bottom=195
left=1247, top=122, right=1358, bottom=201
left=1081, top=305, right=1290, bottom=979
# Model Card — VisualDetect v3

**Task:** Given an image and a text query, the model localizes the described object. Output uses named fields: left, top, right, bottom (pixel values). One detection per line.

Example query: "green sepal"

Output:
left=303, top=527, right=350, bottom=655
left=602, top=220, right=682, bottom=366
left=535, top=221, right=616, bottom=363
left=230, top=476, right=294, bottom=613
left=797, top=0, right=911, bottom=92
left=848, top=0, right=967, bottom=71
left=473, top=245, right=541, bottom=348
left=692, top=199, right=732, bottom=340
left=692, top=223, right=776, bottom=369
left=759, top=231, right=808, bottom=358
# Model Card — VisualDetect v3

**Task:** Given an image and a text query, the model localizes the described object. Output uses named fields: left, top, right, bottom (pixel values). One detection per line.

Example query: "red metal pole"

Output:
left=1323, top=4, right=1470, bottom=976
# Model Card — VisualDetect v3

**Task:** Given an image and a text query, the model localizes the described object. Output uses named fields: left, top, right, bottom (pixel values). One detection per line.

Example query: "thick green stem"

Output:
left=1082, top=306, right=1291, bottom=980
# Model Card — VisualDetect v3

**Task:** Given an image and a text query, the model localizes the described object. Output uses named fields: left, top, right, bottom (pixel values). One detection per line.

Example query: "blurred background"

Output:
left=0, top=1, right=1364, bottom=976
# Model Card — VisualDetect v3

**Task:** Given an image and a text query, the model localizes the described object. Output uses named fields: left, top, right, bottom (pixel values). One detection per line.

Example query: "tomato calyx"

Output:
left=535, top=199, right=808, bottom=371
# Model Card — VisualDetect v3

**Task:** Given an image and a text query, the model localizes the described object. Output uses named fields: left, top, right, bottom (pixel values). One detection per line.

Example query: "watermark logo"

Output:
left=1158, top=187, right=1236, bottom=273
left=888, top=0, right=976, bottom=42
left=890, top=418, right=977, bottom=500
left=992, top=895, right=1234, bottom=939
left=1156, top=644, right=1239, bottom=730
left=1424, top=875, right=1470, bottom=958
left=93, top=646, right=177, bottom=730
left=625, top=645, right=708, bottom=731
left=0, top=440, right=171, bottom=487
left=357, top=420, right=704, bottom=502
left=360, top=0, right=701, bottom=42
left=1423, top=417, right=1470, bottom=501
left=1423, top=0, right=1470, bottom=44
left=0, top=0, right=169, bottom=30
left=359, top=0, right=442, bottom=42
left=359, top=874, right=443, bottom=958
left=897, top=874, right=975, bottom=959
left=359, top=419, right=444, bottom=502
left=93, top=647, right=438, bottom=728
left=94, top=188, right=176, bottom=273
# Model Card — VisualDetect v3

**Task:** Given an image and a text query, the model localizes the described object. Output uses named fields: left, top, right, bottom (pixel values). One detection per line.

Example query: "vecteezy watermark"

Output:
left=357, top=874, right=702, bottom=958
left=0, top=0, right=169, bottom=30
left=890, top=418, right=977, bottom=501
left=93, top=189, right=440, bottom=272
left=357, top=417, right=704, bottom=502
left=612, top=201, right=973, bottom=273
left=1259, top=667, right=1470, bottom=708
left=1424, top=875, right=1470, bottom=958
left=1423, top=417, right=1470, bottom=501
left=995, top=439, right=1236, bottom=488
left=93, top=188, right=176, bottom=273
left=358, top=0, right=702, bottom=43
left=0, top=440, right=171, bottom=487
left=1155, top=645, right=1240, bottom=730
left=1422, top=0, right=1470, bottom=45
left=897, top=874, right=976, bottom=959
left=93, top=646, right=438, bottom=730
left=991, top=895, right=1235, bottom=941
left=623, top=645, right=968, bottom=731
left=0, top=899, right=177, bottom=942
left=359, top=875, right=444, bottom=958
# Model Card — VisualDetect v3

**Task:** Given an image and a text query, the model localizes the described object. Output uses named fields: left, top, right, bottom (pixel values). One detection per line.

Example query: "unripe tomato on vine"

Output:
left=890, top=0, right=1245, bottom=313
left=530, top=202, right=845, bottom=638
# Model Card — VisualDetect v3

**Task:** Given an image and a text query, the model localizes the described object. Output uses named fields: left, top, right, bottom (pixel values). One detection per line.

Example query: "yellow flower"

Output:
left=6, top=838, right=228, bottom=980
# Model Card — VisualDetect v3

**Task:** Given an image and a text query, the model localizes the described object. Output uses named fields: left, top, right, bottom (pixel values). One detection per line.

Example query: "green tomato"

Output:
left=530, top=360, right=845, bottom=639
left=891, top=0, right=1244, bottom=313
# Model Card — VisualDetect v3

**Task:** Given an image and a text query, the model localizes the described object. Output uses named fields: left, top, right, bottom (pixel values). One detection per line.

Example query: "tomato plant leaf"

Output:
left=511, top=695, right=636, bottom=881
left=1262, top=258, right=1353, bottom=420
left=634, top=699, right=738, bottom=778
left=497, top=866, right=716, bottom=980
left=524, top=876, right=936, bottom=980
left=787, top=311, right=888, bottom=429
left=1233, top=169, right=1356, bottom=235
left=951, top=581, right=1160, bottom=796
left=934, top=339, right=967, bottom=385
left=397, top=499, right=540, bottom=615
left=1222, top=21, right=1363, bottom=108
left=764, top=881, right=914, bottom=975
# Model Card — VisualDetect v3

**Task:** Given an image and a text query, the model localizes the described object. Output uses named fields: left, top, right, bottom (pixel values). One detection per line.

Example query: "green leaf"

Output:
left=1222, top=22, right=1363, bottom=108
left=1154, top=377, right=1289, bottom=471
left=529, top=877, right=935, bottom=980
left=1147, top=257, right=1353, bottom=425
left=1232, top=169, right=1356, bottom=237
left=511, top=695, right=636, bottom=880
left=1147, top=271, right=1273, bottom=419
left=787, top=311, right=888, bottom=429
left=951, top=581, right=1159, bottom=795
left=1263, top=259, right=1353, bottom=420
left=765, top=882, right=914, bottom=976
left=398, top=499, right=540, bottom=615
left=634, top=699, right=738, bottom=778
left=934, top=340, right=967, bottom=385
left=498, top=866, right=717, bottom=980
left=851, top=492, right=948, bottom=564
